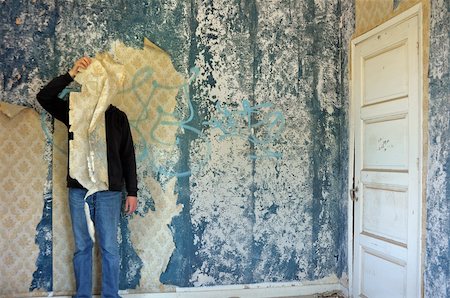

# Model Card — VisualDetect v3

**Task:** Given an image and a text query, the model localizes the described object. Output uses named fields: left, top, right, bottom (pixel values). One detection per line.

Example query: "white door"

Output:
left=351, top=6, right=422, bottom=298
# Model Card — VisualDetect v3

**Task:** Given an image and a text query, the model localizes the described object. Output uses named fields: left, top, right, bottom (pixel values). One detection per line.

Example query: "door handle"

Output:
left=350, top=187, right=359, bottom=201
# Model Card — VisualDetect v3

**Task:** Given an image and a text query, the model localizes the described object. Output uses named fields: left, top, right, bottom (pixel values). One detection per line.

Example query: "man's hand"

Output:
left=124, top=196, right=138, bottom=215
left=69, top=57, right=92, bottom=78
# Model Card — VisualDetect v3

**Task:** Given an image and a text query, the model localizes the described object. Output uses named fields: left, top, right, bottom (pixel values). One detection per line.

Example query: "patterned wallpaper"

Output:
left=355, top=0, right=429, bottom=37
left=355, top=0, right=394, bottom=36
left=0, top=103, right=47, bottom=297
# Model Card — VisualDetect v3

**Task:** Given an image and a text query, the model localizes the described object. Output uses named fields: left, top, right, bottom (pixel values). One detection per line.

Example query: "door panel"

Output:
left=361, top=249, right=406, bottom=298
left=363, top=43, right=409, bottom=104
left=362, top=186, right=408, bottom=243
left=363, top=115, right=408, bottom=170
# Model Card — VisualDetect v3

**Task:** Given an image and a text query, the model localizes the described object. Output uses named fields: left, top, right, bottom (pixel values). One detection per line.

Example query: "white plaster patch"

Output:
left=189, top=5, right=262, bottom=285
left=129, top=177, right=183, bottom=290
left=190, top=128, right=254, bottom=285
left=190, top=270, right=217, bottom=287
left=251, top=0, right=342, bottom=281
left=193, top=1, right=253, bottom=106
left=252, top=0, right=314, bottom=281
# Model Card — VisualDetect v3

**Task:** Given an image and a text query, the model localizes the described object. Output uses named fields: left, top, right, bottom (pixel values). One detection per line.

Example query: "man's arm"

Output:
left=36, top=57, right=92, bottom=124
left=36, top=73, right=72, bottom=124
left=120, top=112, right=138, bottom=215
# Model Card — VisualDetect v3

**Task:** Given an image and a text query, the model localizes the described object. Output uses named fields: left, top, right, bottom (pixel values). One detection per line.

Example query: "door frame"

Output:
left=347, top=3, right=424, bottom=297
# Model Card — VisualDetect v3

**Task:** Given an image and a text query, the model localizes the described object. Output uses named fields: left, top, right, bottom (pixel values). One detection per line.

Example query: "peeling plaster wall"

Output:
left=425, top=1, right=450, bottom=297
left=339, top=0, right=356, bottom=284
left=0, top=0, right=353, bottom=295
left=159, top=0, right=352, bottom=287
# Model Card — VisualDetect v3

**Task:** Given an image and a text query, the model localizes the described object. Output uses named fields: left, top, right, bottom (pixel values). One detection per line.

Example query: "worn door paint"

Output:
left=351, top=11, right=422, bottom=298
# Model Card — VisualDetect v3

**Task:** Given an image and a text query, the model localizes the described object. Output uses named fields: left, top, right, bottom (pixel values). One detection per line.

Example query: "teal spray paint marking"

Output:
left=121, top=63, right=287, bottom=177
left=204, top=99, right=286, bottom=159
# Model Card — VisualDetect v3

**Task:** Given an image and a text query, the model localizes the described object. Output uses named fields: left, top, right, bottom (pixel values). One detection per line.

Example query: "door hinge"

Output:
left=350, top=186, right=359, bottom=202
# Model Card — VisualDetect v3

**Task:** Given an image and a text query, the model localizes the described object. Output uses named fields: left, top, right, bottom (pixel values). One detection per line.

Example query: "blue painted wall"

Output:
left=425, top=0, right=450, bottom=297
left=1, top=0, right=352, bottom=292
left=161, top=0, right=351, bottom=286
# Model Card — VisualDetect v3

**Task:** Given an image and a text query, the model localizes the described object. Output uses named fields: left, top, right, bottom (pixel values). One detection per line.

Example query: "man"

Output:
left=37, top=57, right=138, bottom=298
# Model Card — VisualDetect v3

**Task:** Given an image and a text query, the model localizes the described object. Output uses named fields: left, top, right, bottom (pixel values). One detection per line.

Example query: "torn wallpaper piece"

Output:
left=111, top=38, right=185, bottom=175
left=55, top=38, right=186, bottom=291
left=69, top=54, right=125, bottom=196
left=0, top=102, right=46, bottom=297
left=110, top=38, right=185, bottom=290
left=129, top=177, right=182, bottom=291
left=0, top=101, right=27, bottom=117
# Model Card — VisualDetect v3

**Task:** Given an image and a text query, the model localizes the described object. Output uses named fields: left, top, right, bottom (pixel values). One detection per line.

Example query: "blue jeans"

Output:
left=69, top=188, right=122, bottom=298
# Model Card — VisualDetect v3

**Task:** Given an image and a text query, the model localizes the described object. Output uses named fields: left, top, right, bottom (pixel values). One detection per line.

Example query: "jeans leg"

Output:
left=95, top=191, right=122, bottom=298
left=69, top=188, right=93, bottom=298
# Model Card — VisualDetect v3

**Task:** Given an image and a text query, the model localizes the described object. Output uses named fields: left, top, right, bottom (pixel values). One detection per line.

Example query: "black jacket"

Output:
left=37, top=73, right=138, bottom=197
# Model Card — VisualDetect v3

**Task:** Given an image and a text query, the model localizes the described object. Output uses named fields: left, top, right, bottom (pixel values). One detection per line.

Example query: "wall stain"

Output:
left=118, top=215, right=143, bottom=290
left=30, top=115, right=55, bottom=291
left=425, top=0, right=450, bottom=297
left=159, top=0, right=202, bottom=286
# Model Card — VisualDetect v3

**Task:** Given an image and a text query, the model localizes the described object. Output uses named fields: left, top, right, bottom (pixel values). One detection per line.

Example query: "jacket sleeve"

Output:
left=120, top=112, right=138, bottom=197
left=36, top=73, right=73, bottom=125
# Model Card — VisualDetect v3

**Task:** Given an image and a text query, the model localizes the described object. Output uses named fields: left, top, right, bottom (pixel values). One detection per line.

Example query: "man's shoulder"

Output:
left=107, top=105, right=126, bottom=117
left=106, top=105, right=130, bottom=128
